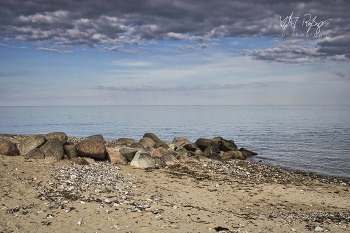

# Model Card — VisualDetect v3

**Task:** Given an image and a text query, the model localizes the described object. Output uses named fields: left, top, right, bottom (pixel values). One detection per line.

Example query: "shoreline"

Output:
left=1, top=133, right=350, bottom=232
left=1, top=133, right=349, bottom=182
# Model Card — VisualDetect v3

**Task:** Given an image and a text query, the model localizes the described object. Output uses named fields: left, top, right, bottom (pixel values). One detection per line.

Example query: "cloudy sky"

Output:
left=1, top=0, right=349, bottom=106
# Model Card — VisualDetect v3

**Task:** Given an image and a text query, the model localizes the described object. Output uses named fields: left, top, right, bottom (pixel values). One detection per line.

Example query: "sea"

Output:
left=1, top=105, right=349, bottom=178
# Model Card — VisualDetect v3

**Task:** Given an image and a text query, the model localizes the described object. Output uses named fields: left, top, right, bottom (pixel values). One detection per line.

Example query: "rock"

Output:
left=143, top=133, right=169, bottom=149
left=212, top=136, right=238, bottom=151
left=147, top=147, right=163, bottom=158
left=220, top=151, right=246, bottom=160
left=86, top=134, right=106, bottom=143
left=238, top=147, right=257, bottom=157
left=76, top=140, right=106, bottom=160
left=63, top=144, right=78, bottom=159
left=209, top=152, right=222, bottom=161
left=193, top=155, right=212, bottom=162
left=40, top=138, right=64, bottom=161
left=130, top=151, right=156, bottom=168
left=175, top=147, right=191, bottom=157
left=70, top=157, right=90, bottom=165
left=18, top=135, right=46, bottom=155
left=195, top=138, right=212, bottom=151
left=115, top=138, right=136, bottom=147
left=0, top=138, right=20, bottom=156
left=25, top=148, right=45, bottom=159
left=172, top=137, right=197, bottom=151
left=106, top=147, right=127, bottom=165
left=203, top=145, right=221, bottom=157
left=161, top=151, right=179, bottom=166
left=46, top=132, right=68, bottom=144
left=194, top=148, right=204, bottom=157
left=119, top=148, right=138, bottom=162
left=129, top=143, right=145, bottom=149
left=139, top=137, right=155, bottom=148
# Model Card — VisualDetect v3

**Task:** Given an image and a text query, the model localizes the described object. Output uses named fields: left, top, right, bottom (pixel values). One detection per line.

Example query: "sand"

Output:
left=1, top=153, right=349, bottom=233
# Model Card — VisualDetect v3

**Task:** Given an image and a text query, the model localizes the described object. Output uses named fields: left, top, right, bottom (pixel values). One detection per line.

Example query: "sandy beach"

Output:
left=1, top=152, right=350, bottom=233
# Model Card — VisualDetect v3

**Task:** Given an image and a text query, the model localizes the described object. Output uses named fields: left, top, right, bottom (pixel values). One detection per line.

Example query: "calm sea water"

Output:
left=1, top=105, right=349, bottom=178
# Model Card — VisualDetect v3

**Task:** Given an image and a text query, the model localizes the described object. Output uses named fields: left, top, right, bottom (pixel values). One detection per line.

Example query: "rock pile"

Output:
left=0, top=132, right=257, bottom=169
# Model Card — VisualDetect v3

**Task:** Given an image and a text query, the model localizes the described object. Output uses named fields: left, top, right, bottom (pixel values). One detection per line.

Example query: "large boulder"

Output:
left=40, top=138, right=64, bottom=161
left=147, top=147, right=163, bottom=158
left=63, top=144, right=78, bottom=159
left=0, top=138, right=19, bottom=156
left=143, top=133, right=169, bottom=149
left=76, top=139, right=106, bottom=160
left=139, top=137, right=156, bottom=148
left=203, top=145, right=221, bottom=157
left=195, top=138, right=212, bottom=151
left=115, top=138, right=136, bottom=147
left=172, top=137, right=197, bottom=151
left=46, top=132, right=68, bottom=144
left=161, top=150, right=179, bottom=166
left=106, top=147, right=128, bottom=165
left=130, top=151, right=156, bottom=168
left=119, top=148, right=138, bottom=162
left=18, top=135, right=46, bottom=155
left=25, top=148, right=45, bottom=159
left=86, top=134, right=106, bottom=143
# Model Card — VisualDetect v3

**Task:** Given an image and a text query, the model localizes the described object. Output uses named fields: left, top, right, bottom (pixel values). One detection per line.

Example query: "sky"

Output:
left=1, top=0, right=350, bottom=106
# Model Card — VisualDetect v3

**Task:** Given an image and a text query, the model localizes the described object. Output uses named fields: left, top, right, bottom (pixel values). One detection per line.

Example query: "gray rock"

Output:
left=195, top=138, right=212, bottom=151
left=76, top=139, right=106, bottom=160
left=40, top=138, right=64, bottom=161
left=46, top=132, right=68, bottom=144
left=25, top=148, right=45, bottom=159
left=64, top=144, right=78, bottom=159
left=143, top=133, right=169, bottom=149
left=129, top=142, right=145, bottom=149
left=219, top=137, right=237, bottom=151
left=203, top=145, right=221, bottom=157
left=130, top=151, right=156, bottom=168
left=18, top=135, right=46, bottom=155
left=0, top=138, right=19, bottom=156
left=86, top=134, right=106, bottom=143
left=119, top=148, right=138, bottom=162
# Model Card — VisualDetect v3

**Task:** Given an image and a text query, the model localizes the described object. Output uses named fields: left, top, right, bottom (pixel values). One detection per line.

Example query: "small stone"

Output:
left=314, top=226, right=323, bottom=231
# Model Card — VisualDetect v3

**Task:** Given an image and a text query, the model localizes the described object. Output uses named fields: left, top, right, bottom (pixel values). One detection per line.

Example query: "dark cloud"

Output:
left=37, top=47, right=72, bottom=53
left=0, top=0, right=349, bottom=62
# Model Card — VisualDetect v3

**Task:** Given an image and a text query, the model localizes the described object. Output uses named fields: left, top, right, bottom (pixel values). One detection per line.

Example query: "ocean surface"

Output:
left=1, top=105, right=349, bottom=178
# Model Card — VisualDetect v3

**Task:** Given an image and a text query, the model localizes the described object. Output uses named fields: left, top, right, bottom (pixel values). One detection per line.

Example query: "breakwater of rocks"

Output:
left=0, top=132, right=257, bottom=168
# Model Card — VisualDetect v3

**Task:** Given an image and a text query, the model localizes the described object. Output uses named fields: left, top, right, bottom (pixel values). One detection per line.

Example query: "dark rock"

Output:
left=130, top=151, right=156, bottom=168
left=239, top=147, right=257, bottom=157
left=220, top=151, right=246, bottom=160
left=40, top=138, right=64, bottom=161
left=0, top=138, right=19, bottom=156
left=76, top=140, right=106, bottom=160
left=220, top=138, right=237, bottom=151
left=209, top=152, right=222, bottom=161
left=203, top=145, right=221, bottom=157
left=195, top=138, right=212, bottom=151
left=86, top=134, right=106, bottom=143
left=25, top=148, right=45, bottom=159
left=143, top=133, right=169, bottom=149
left=106, top=147, right=128, bottom=165
left=63, top=144, right=78, bottom=159
left=115, top=138, right=136, bottom=147
left=175, top=147, right=191, bottom=157
left=46, top=132, right=68, bottom=144
left=139, top=137, right=155, bottom=148
left=119, top=148, right=138, bottom=162
left=18, top=135, right=46, bottom=155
